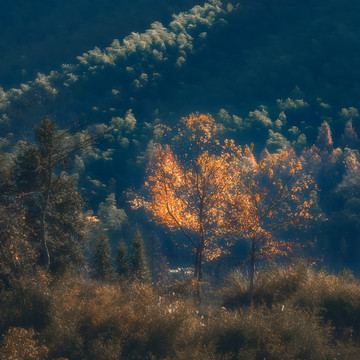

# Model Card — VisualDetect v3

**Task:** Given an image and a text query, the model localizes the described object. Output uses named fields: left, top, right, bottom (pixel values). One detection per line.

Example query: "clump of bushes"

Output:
left=0, top=271, right=51, bottom=335
left=219, top=263, right=309, bottom=308
left=205, top=304, right=334, bottom=360
left=1, top=264, right=360, bottom=359
left=44, top=275, right=200, bottom=360
left=220, top=262, right=360, bottom=342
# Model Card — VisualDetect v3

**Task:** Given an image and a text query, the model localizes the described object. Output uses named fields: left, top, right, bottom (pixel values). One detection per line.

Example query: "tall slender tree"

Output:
left=93, top=233, right=114, bottom=280
left=341, top=120, right=359, bottom=149
left=130, top=230, right=150, bottom=281
left=115, top=239, right=130, bottom=277
left=316, top=121, right=333, bottom=153
left=14, top=118, right=92, bottom=272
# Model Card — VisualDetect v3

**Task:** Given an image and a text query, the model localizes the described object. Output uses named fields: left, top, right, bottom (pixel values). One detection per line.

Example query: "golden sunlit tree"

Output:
left=136, top=113, right=244, bottom=287
left=223, top=147, right=319, bottom=301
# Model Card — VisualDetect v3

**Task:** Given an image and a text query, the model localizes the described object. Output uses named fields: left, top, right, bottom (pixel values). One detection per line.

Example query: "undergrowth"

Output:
left=1, top=264, right=360, bottom=359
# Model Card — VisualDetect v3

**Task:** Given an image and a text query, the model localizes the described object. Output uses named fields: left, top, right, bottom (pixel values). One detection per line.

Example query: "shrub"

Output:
left=0, top=327, right=48, bottom=360
left=0, top=271, right=51, bottom=335
left=219, top=263, right=308, bottom=308
left=45, top=275, right=199, bottom=359
left=205, top=304, right=334, bottom=360
left=219, top=263, right=360, bottom=343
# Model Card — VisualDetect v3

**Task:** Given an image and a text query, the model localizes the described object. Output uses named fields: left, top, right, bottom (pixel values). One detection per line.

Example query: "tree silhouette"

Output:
left=341, top=120, right=359, bottom=149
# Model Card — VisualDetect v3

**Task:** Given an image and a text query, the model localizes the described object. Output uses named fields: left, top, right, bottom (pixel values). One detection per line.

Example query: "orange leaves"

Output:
left=221, top=144, right=318, bottom=262
left=180, top=113, right=219, bottom=143
left=136, top=112, right=319, bottom=275
left=0, top=327, right=49, bottom=360
left=140, top=113, right=249, bottom=263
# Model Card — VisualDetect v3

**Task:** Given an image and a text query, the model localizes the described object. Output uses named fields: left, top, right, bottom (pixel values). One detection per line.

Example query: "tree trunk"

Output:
left=194, top=246, right=203, bottom=302
left=193, top=204, right=205, bottom=302
left=248, top=238, right=256, bottom=304
left=40, top=158, right=52, bottom=272
left=194, top=246, right=203, bottom=281
left=40, top=195, right=50, bottom=271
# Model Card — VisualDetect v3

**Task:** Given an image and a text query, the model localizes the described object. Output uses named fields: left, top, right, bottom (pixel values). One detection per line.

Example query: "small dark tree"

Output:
left=131, top=230, right=150, bottom=281
left=93, top=233, right=114, bottom=280
left=316, top=121, right=333, bottom=153
left=341, top=120, right=359, bottom=149
left=115, top=239, right=130, bottom=277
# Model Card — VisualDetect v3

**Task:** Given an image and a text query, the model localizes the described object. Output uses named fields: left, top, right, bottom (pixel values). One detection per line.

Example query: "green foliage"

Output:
left=92, top=233, right=114, bottom=280
left=97, top=193, right=127, bottom=235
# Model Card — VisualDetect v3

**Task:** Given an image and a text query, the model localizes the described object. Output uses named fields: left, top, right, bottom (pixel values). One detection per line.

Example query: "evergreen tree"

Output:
left=115, top=239, right=130, bottom=277
left=341, top=120, right=359, bottom=149
left=14, top=118, right=89, bottom=272
left=131, top=230, right=150, bottom=281
left=316, top=121, right=333, bottom=153
left=93, top=233, right=114, bottom=280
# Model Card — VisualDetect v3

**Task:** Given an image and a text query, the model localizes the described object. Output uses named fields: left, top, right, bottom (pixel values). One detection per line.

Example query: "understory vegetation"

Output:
left=1, top=263, right=360, bottom=359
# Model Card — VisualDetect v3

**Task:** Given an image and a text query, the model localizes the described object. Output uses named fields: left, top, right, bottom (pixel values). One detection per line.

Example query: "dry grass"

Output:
left=1, top=265, right=360, bottom=359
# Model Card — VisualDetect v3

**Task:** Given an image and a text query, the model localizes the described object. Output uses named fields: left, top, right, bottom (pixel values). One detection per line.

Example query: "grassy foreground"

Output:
left=1, top=264, right=360, bottom=359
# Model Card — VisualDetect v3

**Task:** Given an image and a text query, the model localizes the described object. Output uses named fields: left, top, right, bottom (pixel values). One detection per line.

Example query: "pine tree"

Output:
left=316, top=121, right=333, bottom=152
left=93, top=233, right=114, bottom=280
left=14, top=118, right=89, bottom=273
left=341, top=120, right=359, bottom=149
left=131, top=230, right=150, bottom=281
left=115, top=239, right=130, bottom=277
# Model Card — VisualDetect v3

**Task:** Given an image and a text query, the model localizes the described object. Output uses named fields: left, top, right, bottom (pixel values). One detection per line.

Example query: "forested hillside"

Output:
left=2, top=1, right=360, bottom=358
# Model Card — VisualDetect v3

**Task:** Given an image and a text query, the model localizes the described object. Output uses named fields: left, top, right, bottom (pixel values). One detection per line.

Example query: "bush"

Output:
left=45, top=275, right=199, bottom=359
left=0, top=271, right=51, bottom=335
left=219, top=263, right=360, bottom=343
left=219, top=263, right=308, bottom=308
left=205, top=304, right=334, bottom=360
left=0, top=327, right=49, bottom=360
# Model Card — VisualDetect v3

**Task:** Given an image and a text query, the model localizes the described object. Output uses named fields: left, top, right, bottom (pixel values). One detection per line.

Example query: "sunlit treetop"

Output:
left=179, top=112, right=220, bottom=144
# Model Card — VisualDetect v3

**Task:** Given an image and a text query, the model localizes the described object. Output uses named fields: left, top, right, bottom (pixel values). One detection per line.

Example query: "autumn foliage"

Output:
left=138, top=113, right=318, bottom=292
left=139, top=114, right=244, bottom=282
